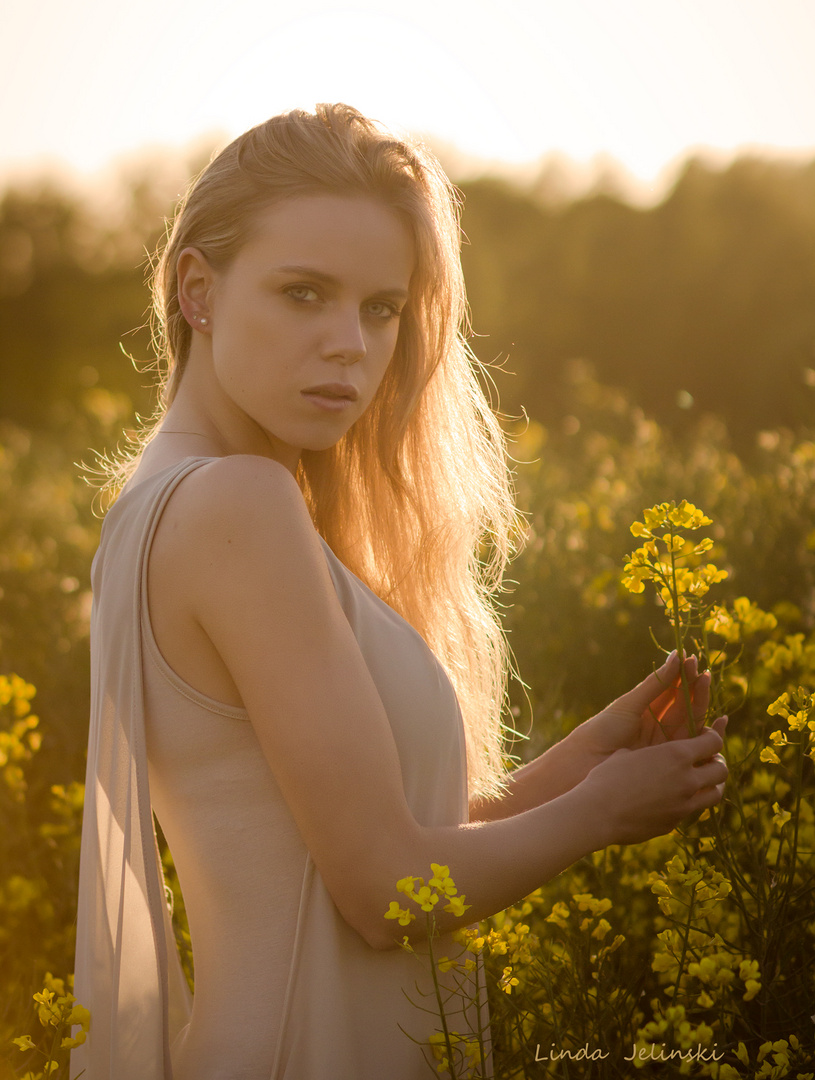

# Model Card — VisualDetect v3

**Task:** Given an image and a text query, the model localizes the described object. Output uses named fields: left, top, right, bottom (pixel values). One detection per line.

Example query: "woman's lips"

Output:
left=301, top=383, right=359, bottom=412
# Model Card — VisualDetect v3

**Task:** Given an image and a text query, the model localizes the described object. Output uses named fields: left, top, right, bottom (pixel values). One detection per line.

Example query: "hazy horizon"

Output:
left=3, top=0, right=814, bottom=205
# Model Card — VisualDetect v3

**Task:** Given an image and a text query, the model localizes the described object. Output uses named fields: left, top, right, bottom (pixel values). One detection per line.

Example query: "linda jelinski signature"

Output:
left=534, top=1041, right=725, bottom=1064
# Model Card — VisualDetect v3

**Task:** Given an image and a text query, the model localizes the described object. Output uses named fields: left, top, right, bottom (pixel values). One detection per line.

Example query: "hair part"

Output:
left=105, top=103, right=521, bottom=799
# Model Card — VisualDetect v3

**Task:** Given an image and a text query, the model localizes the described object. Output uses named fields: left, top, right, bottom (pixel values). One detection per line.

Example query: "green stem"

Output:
left=669, top=537, right=696, bottom=737
left=673, top=891, right=697, bottom=1007
left=472, top=952, right=490, bottom=1079
left=774, top=725, right=807, bottom=934
left=427, top=915, right=458, bottom=1080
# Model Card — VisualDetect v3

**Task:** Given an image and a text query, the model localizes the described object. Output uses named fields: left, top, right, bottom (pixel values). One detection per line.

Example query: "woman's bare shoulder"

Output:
left=178, top=453, right=302, bottom=504
left=147, top=454, right=328, bottom=702
left=164, top=454, right=311, bottom=543
left=151, top=453, right=323, bottom=616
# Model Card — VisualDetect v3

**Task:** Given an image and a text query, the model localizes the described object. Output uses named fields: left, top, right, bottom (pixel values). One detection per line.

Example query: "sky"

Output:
left=3, top=0, right=815, bottom=199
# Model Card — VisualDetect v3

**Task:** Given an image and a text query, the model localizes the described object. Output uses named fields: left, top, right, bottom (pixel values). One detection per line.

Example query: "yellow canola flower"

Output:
left=396, top=875, right=421, bottom=895
left=391, top=864, right=470, bottom=922
left=498, top=966, right=520, bottom=994
left=591, top=918, right=612, bottom=941
left=384, top=901, right=415, bottom=926
left=572, top=893, right=612, bottom=915
left=428, top=863, right=458, bottom=897
left=61, top=1029, right=87, bottom=1050
left=772, top=802, right=791, bottom=828
left=16, top=978, right=92, bottom=1059
left=759, top=634, right=806, bottom=675
left=414, top=886, right=439, bottom=912
left=64, top=1002, right=91, bottom=1049
left=630, top=520, right=652, bottom=538
left=545, top=901, right=570, bottom=929
left=453, top=926, right=484, bottom=952
left=641, top=500, right=712, bottom=531
left=688, top=957, right=719, bottom=984
left=672, top=502, right=711, bottom=528
left=760, top=747, right=781, bottom=765
left=33, top=989, right=57, bottom=1026
left=443, top=895, right=471, bottom=917
left=739, top=959, right=762, bottom=1001
left=69, top=1004, right=90, bottom=1027
left=706, top=597, right=778, bottom=642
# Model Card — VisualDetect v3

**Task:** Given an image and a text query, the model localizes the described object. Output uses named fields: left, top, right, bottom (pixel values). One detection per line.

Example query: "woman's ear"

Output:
left=177, top=247, right=215, bottom=330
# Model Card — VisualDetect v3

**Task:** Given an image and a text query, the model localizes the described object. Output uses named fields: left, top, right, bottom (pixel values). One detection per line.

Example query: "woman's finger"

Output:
left=654, top=667, right=711, bottom=735
left=618, top=650, right=681, bottom=714
left=693, top=753, right=729, bottom=790
left=711, top=714, right=729, bottom=738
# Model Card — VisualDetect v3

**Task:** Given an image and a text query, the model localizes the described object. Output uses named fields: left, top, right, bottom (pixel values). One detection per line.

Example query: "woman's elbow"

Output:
left=363, top=924, right=405, bottom=951
left=339, top=899, right=405, bottom=951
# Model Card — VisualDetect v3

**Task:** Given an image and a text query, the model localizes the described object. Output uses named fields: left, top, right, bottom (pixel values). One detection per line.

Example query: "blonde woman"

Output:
left=72, top=104, right=727, bottom=1080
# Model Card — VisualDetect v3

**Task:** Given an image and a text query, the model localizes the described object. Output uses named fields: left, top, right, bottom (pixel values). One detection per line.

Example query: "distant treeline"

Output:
left=1, top=153, right=814, bottom=445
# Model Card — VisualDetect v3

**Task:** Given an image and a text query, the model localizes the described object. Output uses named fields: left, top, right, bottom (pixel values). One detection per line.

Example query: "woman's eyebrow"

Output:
left=272, top=264, right=409, bottom=300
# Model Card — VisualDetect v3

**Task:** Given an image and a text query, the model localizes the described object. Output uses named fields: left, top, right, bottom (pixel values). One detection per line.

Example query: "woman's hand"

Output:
left=567, top=650, right=722, bottom=767
left=470, top=652, right=726, bottom=823
left=563, top=651, right=729, bottom=845
left=577, top=722, right=729, bottom=847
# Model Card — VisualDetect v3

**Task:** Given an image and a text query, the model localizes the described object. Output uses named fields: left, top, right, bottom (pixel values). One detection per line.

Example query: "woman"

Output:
left=72, top=103, right=727, bottom=1080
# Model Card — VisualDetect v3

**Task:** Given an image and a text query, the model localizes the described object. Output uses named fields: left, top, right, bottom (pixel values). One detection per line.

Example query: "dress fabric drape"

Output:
left=72, top=457, right=485, bottom=1080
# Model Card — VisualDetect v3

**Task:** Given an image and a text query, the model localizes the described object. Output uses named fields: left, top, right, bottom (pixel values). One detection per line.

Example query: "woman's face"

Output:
left=192, top=194, right=415, bottom=470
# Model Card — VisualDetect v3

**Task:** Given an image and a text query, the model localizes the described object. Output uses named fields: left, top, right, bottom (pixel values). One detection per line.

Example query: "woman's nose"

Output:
left=322, top=307, right=366, bottom=365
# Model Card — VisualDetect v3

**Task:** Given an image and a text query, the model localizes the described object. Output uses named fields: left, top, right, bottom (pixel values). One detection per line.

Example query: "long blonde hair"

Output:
left=113, top=104, right=519, bottom=798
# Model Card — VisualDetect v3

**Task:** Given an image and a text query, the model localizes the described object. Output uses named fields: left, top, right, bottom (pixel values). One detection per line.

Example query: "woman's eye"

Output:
left=366, top=301, right=401, bottom=320
left=285, top=285, right=319, bottom=303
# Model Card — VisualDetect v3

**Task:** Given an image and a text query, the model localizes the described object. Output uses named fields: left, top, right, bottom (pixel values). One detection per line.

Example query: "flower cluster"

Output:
left=621, top=499, right=732, bottom=738
left=622, top=501, right=727, bottom=624
left=12, top=972, right=91, bottom=1077
left=384, top=863, right=472, bottom=928
left=760, top=688, right=815, bottom=765
left=730, top=1035, right=815, bottom=1080
left=631, top=1001, right=716, bottom=1070
left=0, top=673, right=41, bottom=800
left=428, top=1030, right=482, bottom=1076
left=758, top=634, right=814, bottom=677
left=705, top=597, right=778, bottom=645
left=645, top=853, right=768, bottom=1014
left=649, top=855, right=733, bottom=920
left=386, top=866, right=486, bottom=1078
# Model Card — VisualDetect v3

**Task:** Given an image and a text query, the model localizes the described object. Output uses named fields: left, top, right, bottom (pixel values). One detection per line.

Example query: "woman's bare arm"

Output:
left=469, top=655, right=715, bottom=823
left=468, top=740, right=600, bottom=823
left=157, top=455, right=727, bottom=950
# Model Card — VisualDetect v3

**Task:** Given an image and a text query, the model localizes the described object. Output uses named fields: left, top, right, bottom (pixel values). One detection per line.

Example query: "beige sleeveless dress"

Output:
left=72, top=456, right=483, bottom=1080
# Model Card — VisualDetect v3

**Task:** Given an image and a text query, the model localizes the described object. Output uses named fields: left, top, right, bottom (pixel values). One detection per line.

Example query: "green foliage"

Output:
left=460, top=157, right=815, bottom=446
left=503, top=361, right=815, bottom=740
left=0, top=421, right=102, bottom=783
left=2, top=358, right=815, bottom=1076
left=3, top=153, right=815, bottom=445
left=389, top=380, right=815, bottom=1074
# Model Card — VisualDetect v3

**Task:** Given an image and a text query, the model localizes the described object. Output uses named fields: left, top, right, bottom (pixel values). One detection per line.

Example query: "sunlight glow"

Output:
left=1, top=0, right=813, bottom=187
